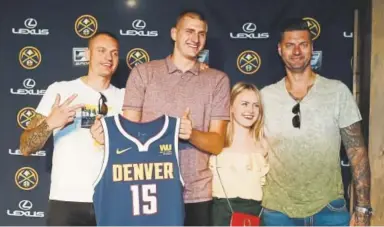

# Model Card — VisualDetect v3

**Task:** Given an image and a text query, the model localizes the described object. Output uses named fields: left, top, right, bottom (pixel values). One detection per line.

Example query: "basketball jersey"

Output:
left=93, top=114, right=184, bottom=226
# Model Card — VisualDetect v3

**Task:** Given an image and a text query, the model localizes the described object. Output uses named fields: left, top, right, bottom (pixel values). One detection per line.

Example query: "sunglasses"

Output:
left=98, top=92, right=108, bottom=116
left=292, top=102, right=300, bottom=128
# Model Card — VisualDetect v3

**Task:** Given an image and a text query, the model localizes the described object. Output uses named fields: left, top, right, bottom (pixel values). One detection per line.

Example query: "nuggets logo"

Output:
left=74, top=15, right=98, bottom=38
left=126, top=48, right=150, bottom=69
left=19, top=46, right=41, bottom=70
left=15, top=167, right=39, bottom=190
left=236, top=50, right=261, bottom=75
left=17, top=107, right=36, bottom=129
left=303, top=17, right=321, bottom=40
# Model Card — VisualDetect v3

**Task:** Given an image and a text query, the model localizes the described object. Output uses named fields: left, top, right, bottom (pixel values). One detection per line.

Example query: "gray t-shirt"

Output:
left=261, top=74, right=362, bottom=217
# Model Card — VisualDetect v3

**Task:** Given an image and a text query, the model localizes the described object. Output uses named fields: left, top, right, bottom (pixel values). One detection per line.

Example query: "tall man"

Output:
left=260, top=19, right=371, bottom=226
left=91, top=11, right=230, bottom=226
left=20, top=32, right=125, bottom=225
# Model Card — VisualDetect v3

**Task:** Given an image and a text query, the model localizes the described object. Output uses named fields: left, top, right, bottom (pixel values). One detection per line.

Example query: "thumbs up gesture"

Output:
left=179, top=107, right=193, bottom=140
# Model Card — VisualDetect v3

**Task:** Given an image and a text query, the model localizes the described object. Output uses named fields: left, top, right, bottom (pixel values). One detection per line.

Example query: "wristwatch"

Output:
left=355, top=206, right=373, bottom=216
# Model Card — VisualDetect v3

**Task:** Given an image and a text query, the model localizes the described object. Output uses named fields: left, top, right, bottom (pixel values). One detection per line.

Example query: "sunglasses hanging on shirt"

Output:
left=287, top=75, right=315, bottom=129
left=98, top=92, right=108, bottom=116
left=292, top=102, right=301, bottom=129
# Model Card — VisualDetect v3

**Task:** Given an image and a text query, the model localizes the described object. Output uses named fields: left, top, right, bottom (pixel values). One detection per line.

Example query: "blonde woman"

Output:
left=210, top=82, right=269, bottom=226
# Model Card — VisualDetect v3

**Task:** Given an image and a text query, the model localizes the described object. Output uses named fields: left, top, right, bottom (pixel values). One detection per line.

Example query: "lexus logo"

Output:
left=242, top=22, right=257, bottom=33
left=132, top=19, right=146, bottom=30
left=23, top=78, right=36, bottom=89
left=24, top=18, right=37, bottom=29
left=18, top=200, right=33, bottom=211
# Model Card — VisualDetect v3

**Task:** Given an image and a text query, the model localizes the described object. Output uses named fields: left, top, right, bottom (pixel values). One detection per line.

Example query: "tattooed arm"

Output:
left=20, top=94, right=83, bottom=156
left=20, top=113, right=53, bottom=156
left=340, top=121, right=371, bottom=225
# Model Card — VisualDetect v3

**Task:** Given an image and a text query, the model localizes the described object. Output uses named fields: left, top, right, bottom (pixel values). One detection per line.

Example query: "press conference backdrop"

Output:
left=0, top=0, right=355, bottom=225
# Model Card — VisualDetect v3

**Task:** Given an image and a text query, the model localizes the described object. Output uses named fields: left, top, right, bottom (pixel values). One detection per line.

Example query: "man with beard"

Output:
left=260, top=19, right=371, bottom=226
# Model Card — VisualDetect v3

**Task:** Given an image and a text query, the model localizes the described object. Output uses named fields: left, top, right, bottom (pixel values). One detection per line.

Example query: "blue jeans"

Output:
left=262, top=198, right=350, bottom=226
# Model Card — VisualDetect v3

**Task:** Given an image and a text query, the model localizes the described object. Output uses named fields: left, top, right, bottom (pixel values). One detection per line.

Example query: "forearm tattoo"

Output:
left=340, top=122, right=371, bottom=207
left=20, top=114, right=52, bottom=155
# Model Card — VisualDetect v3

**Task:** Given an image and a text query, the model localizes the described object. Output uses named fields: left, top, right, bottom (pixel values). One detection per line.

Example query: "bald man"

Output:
left=20, top=31, right=125, bottom=226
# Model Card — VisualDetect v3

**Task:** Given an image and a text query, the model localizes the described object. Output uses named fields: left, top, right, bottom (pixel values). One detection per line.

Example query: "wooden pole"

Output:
left=369, top=0, right=384, bottom=225
left=350, top=8, right=359, bottom=214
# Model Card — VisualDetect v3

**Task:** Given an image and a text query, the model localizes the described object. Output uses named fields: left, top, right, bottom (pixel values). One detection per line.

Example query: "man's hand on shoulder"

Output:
left=199, top=62, right=209, bottom=71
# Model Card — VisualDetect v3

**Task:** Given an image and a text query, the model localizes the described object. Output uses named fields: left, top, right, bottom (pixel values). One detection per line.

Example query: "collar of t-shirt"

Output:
left=281, top=74, right=319, bottom=103
left=165, top=55, right=200, bottom=76
left=77, top=77, right=115, bottom=99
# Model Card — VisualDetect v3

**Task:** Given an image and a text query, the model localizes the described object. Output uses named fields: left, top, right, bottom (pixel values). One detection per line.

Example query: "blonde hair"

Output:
left=225, top=82, right=267, bottom=152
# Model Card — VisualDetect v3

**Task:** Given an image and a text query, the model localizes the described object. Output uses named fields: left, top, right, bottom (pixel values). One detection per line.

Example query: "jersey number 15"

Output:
left=130, top=184, right=157, bottom=216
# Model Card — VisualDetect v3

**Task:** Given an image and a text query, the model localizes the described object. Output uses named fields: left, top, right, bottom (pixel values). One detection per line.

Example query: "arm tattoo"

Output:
left=340, top=122, right=371, bottom=207
left=20, top=113, right=52, bottom=155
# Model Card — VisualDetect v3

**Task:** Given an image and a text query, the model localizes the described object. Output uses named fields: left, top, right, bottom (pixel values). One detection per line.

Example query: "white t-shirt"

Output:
left=260, top=74, right=362, bottom=217
left=36, top=78, right=125, bottom=203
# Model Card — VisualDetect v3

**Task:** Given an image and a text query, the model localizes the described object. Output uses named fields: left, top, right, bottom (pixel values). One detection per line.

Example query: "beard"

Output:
left=283, top=57, right=311, bottom=73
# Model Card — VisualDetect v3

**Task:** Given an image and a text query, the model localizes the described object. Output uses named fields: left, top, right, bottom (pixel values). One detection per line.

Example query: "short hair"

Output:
left=175, top=10, right=207, bottom=27
left=279, top=18, right=312, bottom=42
left=88, top=31, right=119, bottom=47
